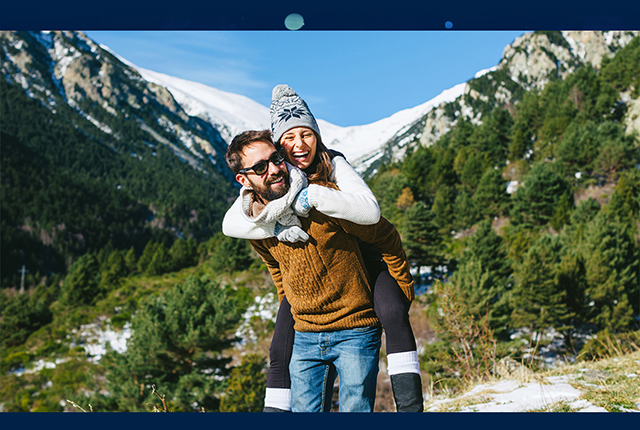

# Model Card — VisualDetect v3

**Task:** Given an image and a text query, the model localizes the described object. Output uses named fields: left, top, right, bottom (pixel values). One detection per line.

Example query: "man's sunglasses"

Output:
left=239, top=148, right=286, bottom=175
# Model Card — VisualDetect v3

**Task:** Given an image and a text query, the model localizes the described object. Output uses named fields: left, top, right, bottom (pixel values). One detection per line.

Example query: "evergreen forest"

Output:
left=369, top=36, right=640, bottom=389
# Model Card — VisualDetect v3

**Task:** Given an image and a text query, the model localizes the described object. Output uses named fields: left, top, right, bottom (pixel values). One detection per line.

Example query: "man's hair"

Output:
left=226, top=129, right=275, bottom=174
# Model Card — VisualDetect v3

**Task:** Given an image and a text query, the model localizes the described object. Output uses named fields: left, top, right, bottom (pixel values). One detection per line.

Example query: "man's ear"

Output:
left=236, top=173, right=252, bottom=189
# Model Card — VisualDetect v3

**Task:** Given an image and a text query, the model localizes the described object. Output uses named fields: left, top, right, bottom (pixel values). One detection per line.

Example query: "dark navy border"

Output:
left=2, top=0, right=639, bottom=30
left=0, top=411, right=637, bottom=428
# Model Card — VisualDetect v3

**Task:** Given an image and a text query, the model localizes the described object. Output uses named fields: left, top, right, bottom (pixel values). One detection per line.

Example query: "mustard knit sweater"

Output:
left=250, top=209, right=414, bottom=333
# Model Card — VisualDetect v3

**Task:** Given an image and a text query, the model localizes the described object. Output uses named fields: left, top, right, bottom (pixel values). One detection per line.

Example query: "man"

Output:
left=225, top=129, right=414, bottom=412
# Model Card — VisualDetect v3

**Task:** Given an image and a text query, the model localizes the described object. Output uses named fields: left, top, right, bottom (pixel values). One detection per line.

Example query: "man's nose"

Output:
left=267, top=159, right=284, bottom=176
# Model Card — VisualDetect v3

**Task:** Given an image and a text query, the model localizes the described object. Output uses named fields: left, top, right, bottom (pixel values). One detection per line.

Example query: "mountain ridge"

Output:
left=1, top=31, right=233, bottom=179
left=3, top=30, right=638, bottom=194
left=114, top=48, right=471, bottom=166
left=356, top=30, right=640, bottom=177
left=100, top=30, right=639, bottom=177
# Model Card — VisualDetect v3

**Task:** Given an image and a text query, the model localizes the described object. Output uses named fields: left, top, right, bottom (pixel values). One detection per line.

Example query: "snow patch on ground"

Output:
left=70, top=320, right=132, bottom=362
left=234, top=292, right=278, bottom=345
left=8, top=319, right=132, bottom=376
left=9, top=358, right=70, bottom=376
left=426, top=375, right=609, bottom=412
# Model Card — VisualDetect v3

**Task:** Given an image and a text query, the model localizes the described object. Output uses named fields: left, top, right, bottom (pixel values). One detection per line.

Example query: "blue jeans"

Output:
left=289, top=326, right=382, bottom=412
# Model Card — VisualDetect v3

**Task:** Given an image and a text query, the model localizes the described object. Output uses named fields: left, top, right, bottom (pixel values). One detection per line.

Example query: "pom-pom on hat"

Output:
left=270, top=84, right=321, bottom=144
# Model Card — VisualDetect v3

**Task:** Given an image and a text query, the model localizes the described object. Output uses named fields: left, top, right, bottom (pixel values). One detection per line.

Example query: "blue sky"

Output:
left=85, top=30, right=525, bottom=127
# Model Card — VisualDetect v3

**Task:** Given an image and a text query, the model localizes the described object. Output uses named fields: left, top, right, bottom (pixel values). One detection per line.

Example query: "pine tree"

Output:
left=403, top=202, right=444, bottom=277
left=124, top=247, right=137, bottom=273
left=210, top=235, right=255, bottom=273
left=594, top=122, right=639, bottom=175
left=550, top=192, right=574, bottom=231
left=581, top=213, right=638, bottom=332
left=448, top=117, right=475, bottom=152
left=509, top=92, right=542, bottom=160
left=606, top=168, right=640, bottom=227
left=570, top=197, right=601, bottom=226
left=169, top=238, right=198, bottom=271
left=510, top=234, right=573, bottom=335
left=510, top=161, right=574, bottom=228
left=455, top=219, right=513, bottom=338
left=537, top=79, right=578, bottom=160
left=464, top=219, right=512, bottom=284
left=369, top=169, right=412, bottom=225
left=473, top=168, right=510, bottom=219
left=460, top=152, right=488, bottom=193
left=555, top=249, right=588, bottom=328
left=100, top=249, right=128, bottom=289
left=97, top=275, right=242, bottom=412
left=556, top=120, right=601, bottom=172
left=402, top=146, right=434, bottom=200
left=137, top=241, right=158, bottom=273
left=597, top=36, right=640, bottom=108
left=219, top=354, right=267, bottom=412
left=0, top=285, right=54, bottom=348
left=429, top=146, right=458, bottom=195
left=146, top=242, right=172, bottom=276
left=470, top=108, right=513, bottom=167
left=432, top=186, right=455, bottom=236
left=453, top=189, right=479, bottom=231
left=60, top=253, right=101, bottom=306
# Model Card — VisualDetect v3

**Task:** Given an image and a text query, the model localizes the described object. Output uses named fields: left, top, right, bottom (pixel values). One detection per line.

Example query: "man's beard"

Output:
left=253, top=170, right=290, bottom=202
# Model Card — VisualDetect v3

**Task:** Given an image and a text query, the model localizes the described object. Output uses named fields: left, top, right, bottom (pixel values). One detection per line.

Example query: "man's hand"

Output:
left=274, top=222, right=309, bottom=243
left=293, top=187, right=312, bottom=216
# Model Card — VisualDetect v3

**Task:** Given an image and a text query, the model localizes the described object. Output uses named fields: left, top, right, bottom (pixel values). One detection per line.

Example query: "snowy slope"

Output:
left=318, top=82, right=466, bottom=163
left=103, top=42, right=468, bottom=165
left=100, top=43, right=271, bottom=145
left=19, top=315, right=634, bottom=413
left=135, top=71, right=466, bottom=164
left=136, top=68, right=271, bottom=145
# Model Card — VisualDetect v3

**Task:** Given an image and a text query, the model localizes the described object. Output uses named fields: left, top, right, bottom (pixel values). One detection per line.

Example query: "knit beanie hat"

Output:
left=270, top=84, right=321, bottom=144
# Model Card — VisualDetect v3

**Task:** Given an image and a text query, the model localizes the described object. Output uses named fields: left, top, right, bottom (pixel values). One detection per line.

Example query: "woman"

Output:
left=222, top=85, right=423, bottom=412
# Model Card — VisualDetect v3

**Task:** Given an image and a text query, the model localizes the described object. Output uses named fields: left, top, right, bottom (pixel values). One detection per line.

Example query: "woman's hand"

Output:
left=274, top=221, right=309, bottom=243
left=293, top=187, right=312, bottom=216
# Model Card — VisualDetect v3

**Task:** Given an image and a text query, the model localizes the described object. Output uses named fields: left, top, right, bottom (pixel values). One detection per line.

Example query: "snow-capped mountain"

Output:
left=351, top=30, right=640, bottom=177
left=317, top=81, right=469, bottom=169
left=135, top=61, right=468, bottom=167
left=109, top=30, right=639, bottom=179
left=99, top=40, right=465, bottom=170
left=5, top=30, right=638, bottom=184
left=128, top=66, right=272, bottom=145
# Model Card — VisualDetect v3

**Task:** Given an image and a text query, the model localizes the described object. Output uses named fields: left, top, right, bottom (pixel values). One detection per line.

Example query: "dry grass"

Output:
left=423, top=350, right=640, bottom=412
left=545, top=350, right=640, bottom=412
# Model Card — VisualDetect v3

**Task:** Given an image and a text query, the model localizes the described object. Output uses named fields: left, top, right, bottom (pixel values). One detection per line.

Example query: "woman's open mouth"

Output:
left=292, top=151, right=309, bottom=160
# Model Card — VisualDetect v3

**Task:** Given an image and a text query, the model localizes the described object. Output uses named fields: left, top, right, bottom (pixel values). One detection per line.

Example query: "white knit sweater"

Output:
left=222, top=156, right=381, bottom=240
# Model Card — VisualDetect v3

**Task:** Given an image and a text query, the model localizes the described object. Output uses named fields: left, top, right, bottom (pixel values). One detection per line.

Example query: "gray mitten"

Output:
left=293, top=187, right=312, bottom=217
left=274, top=222, right=309, bottom=243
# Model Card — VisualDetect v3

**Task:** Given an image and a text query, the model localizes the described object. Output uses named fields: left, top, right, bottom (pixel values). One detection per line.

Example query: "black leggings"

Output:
left=266, top=260, right=417, bottom=390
